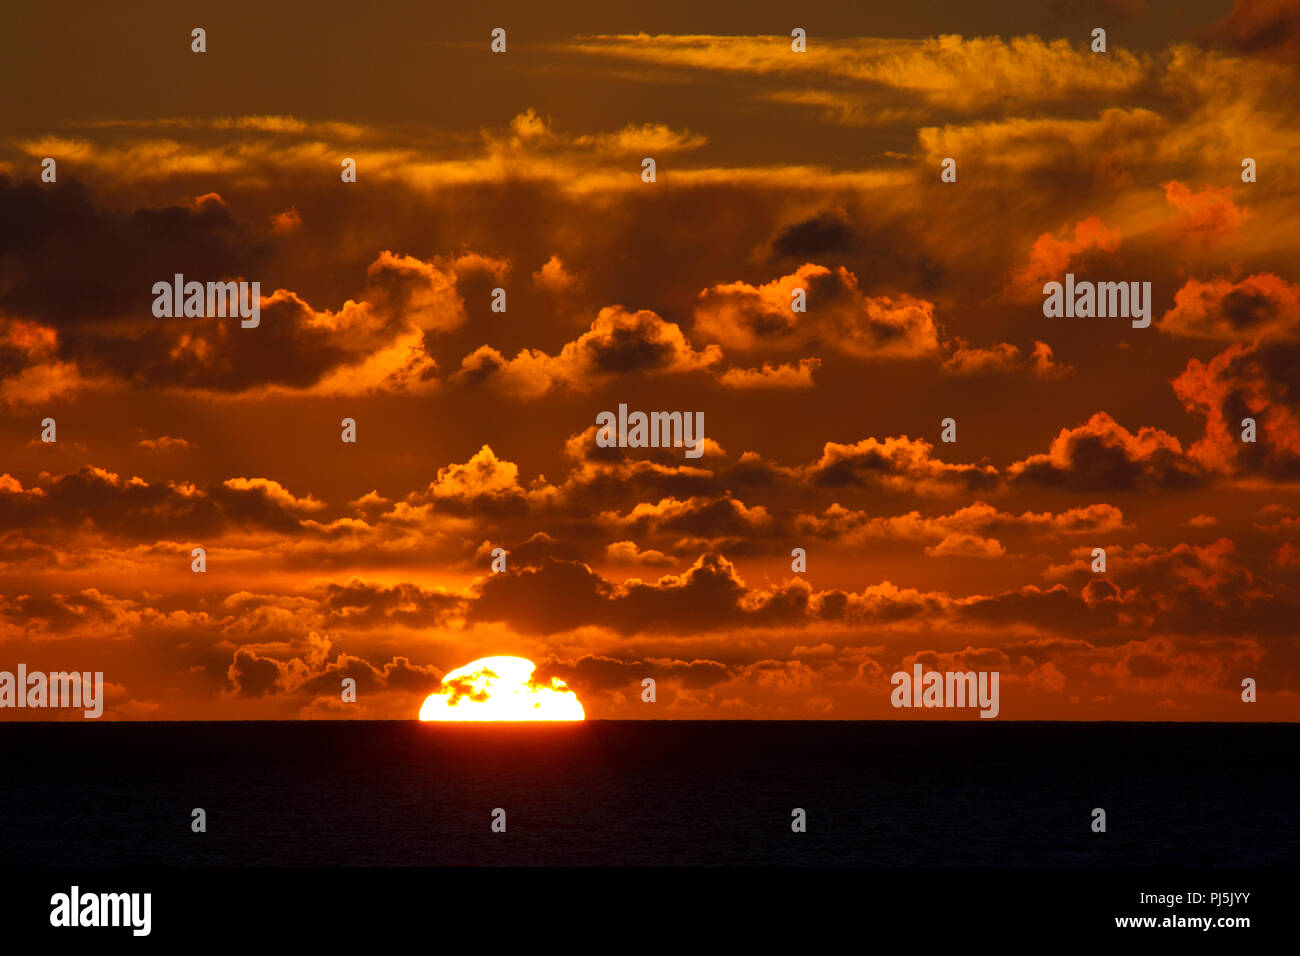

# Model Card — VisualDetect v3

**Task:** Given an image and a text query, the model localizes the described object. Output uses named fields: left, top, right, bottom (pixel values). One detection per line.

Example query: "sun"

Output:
left=419, top=656, right=585, bottom=721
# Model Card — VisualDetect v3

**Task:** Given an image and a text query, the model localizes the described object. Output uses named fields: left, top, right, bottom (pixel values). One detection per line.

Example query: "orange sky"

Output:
left=1, top=0, right=1298, bottom=720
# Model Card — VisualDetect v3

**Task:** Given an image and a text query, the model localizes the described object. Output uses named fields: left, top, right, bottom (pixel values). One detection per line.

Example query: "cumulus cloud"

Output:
left=135, top=435, right=191, bottom=452
left=0, top=467, right=327, bottom=540
left=694, top=263, right=941, bottom=359
left=531, top=255, right=579, bottom=293
left=718, top=358, right=820, bottom=388
left=1205, top=0, right=1300, bottom=61
left=1007, top=215, right=1122, bottom=299
left=1161, top=180, right=1251, bottom=240
left=454, top=305, right=721, bottom=397
left=8, top=245, right=480, bottom=396
left=1173, top=342, right=1300, bottom=479
left=1160, top=274, right=1300, bottom=342
left=1008, top=413, right=1205, bottom=491
left=800, top=435, right=999, bottom=496
left=942, top=340, right=1074, bottom=379
left=225, top=630, right=444, bottom=703
left=0, top=180, right=267, bottom=324
left=603, top=540, right=677, bottom=567
left=795, top=500, right=1126, bottom=554
left=0, top=318, right=87, bottom=405
left=405, top=445, right=559, bottom=517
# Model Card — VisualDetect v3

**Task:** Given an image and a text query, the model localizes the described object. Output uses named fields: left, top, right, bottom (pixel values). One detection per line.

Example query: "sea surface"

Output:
left=0, top=720, right=1294, bottom=866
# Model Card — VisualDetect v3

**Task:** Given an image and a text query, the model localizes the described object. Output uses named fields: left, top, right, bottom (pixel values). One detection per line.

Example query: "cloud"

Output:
left=456, top=541, right=1298, bottom=645
left=1205, top=0, right=1300, bottom=61
left=465, top=552, right=820, bottom=635
left=918, top=109, right=1167, bottom=179
left=1159, top=274, right=1300, bottom=342
left=604, top=540, right=677, bottom=567
left=533, top=653, right=730, bottom=696
left=11, top=246, right=476, bottom=397
left=565, top=34, right=1148, bottom=110
left=496, top=109, right=708, bottom=158
left=599, top=495, right=775, bottom=550
left=1008, top=412, right=1205, bottom=491
left=1173, top=342, right=1300, bottom=479
left=1041, top=537, right=1296, bottom=640
left=225, top=630, right=444, bottom=703
left=0, top=318, right=88, bottom=405
left=770, top=210, right=857, bottom=258
left=86, top=114, right=370, bottom=139
left=943, top=341, right=1021, bottom=375
left=270, top=206, right=302, bottom=234
left=1161, top=180, right=1251, bottom=240
left=1031, top=341, right=1074, bottom=379
left=454, top=305, right=722, bottom=397
left=794, top=500, right=1126, bottom=553
left=718, top=358, right=820, bottom=388
left=557, top=427, right=1002, bottom=504
left=1255, top=503, right=1300, bottom=533
left=319, top=580, right=461, bottom=629
left=0, top=180, right=268, bottom=324
left=941, top=340, right=1072, bottom=379
left=694, top=263, right=942, bottom=359
left=0, top=588, right=145, bottom=638
left=1008, top=215, right=1122, bottom=299
left=406, top=445, right=558, bottom=517
left=0, top=467, right=326, bottom=540
left=574, top=122, right=708, bottom=154
left=531, top=255, right=578, bottom=293
left=800, top=435, right=999, bottom=496
left=135, top=435, right=190, bottom=452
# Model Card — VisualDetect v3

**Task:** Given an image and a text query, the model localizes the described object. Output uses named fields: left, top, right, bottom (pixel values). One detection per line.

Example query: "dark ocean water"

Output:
left=0, top=721, right=1295, bottom=866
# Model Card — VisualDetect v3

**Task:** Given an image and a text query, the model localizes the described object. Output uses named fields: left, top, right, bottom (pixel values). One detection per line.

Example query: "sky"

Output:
left=1, top=0, right=1298, bottom=720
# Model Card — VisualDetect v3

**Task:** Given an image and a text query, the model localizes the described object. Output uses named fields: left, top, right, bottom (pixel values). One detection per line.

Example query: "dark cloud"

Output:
left=534, top=653, right=731, bottom=694
left=225, top=641, right=444, bottom=701
left=465, top=552, right=816, bottom=635
left=1204, top=0, right=1300, bottom=61
left=1008, top=413, right=1205, bottom=492
left=1173, top=342, right=1300, bottom=480
left=226, top=647, right=283, bottom=697
left=0, top=467, right=321, bottom=540
left=771, top=210, right=857, bottom=259
left=0, top=179, right=268, bottom=324
left=320, top=580, right=461, bottom=629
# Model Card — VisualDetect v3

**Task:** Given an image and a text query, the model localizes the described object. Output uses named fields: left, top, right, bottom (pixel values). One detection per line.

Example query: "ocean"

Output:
left=1, top=720, right=1295, bottom=867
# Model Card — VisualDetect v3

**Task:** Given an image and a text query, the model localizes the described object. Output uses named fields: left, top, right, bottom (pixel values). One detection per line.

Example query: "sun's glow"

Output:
left=419, top=656, right=585, bottom=721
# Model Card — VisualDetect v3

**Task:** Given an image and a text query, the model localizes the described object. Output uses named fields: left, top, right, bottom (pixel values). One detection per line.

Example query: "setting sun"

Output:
left=419, top=656, right=585, bottom=721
